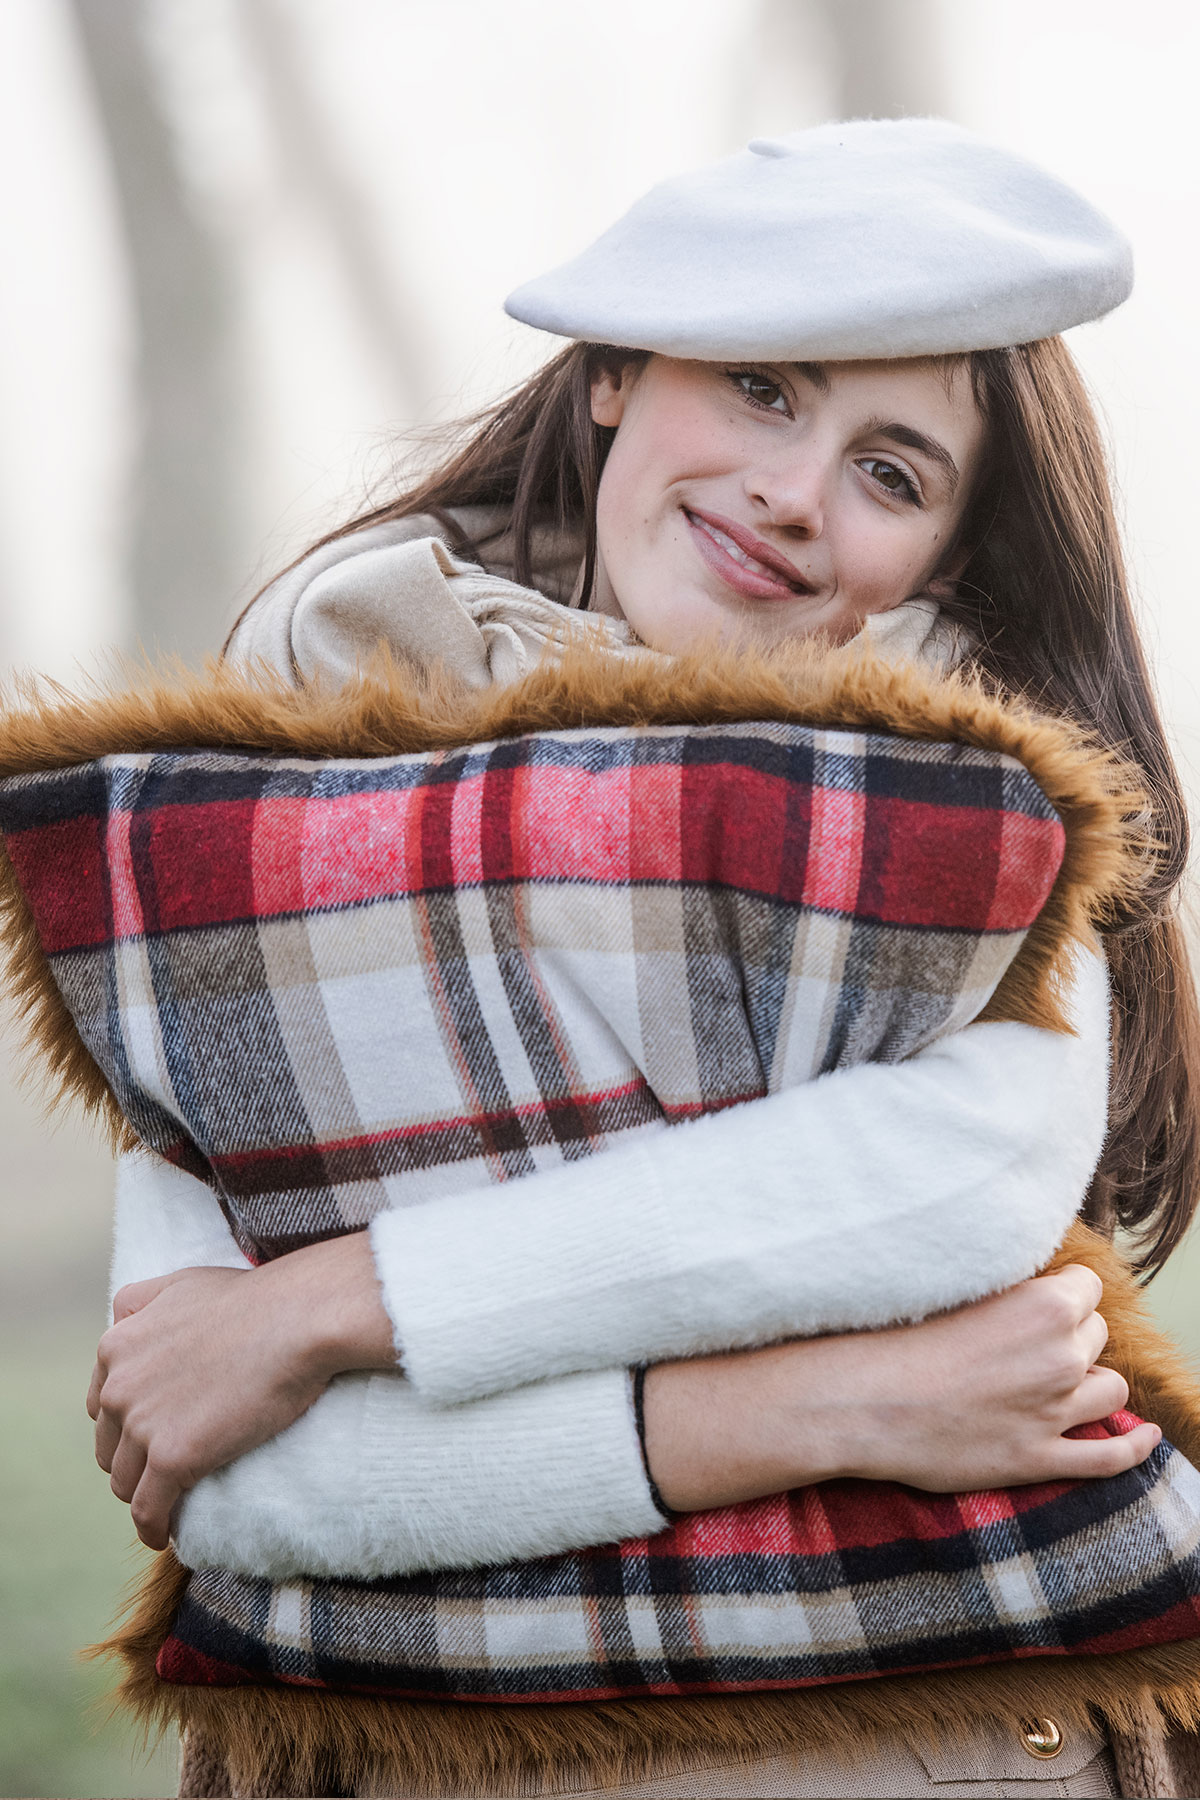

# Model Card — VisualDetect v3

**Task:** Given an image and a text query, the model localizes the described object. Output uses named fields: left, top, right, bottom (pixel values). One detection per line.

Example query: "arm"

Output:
left=175, top=1264, right=1156, bottom=1580
left=101, top=1161, right=1155, bottom=1574
left=643, top=1266, right=1158, bottom=1510
left=369, top=945, right=1110, bottom=1404
left=98, top=951, right=1113, bottom=1569
left=107, top=1154, right=665, bottom=1574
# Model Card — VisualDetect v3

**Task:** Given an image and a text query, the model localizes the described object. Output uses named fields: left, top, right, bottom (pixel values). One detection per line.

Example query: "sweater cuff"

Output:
left=632, top=1365, right=676, bottom=1523
left=367, top=1141, right=668, bottom=1401
left=358, top=1365, right=667, bottom=1573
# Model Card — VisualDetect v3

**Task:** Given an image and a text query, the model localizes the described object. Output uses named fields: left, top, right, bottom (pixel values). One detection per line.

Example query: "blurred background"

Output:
left=1, top=2, right=1198, bottom=1794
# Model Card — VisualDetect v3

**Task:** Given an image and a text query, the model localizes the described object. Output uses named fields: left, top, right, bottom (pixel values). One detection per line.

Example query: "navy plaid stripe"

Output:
left=0, top=725, right=1062, bottom=828
left=158, top=1442, right=1200, bottom=1700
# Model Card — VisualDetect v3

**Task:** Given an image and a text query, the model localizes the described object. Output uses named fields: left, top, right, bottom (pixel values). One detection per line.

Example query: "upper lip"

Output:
left=686, top=508, right=814, bottom=592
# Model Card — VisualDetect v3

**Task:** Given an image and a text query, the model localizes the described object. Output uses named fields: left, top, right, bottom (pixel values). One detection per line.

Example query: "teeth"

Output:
left=695, top=516, right=789, bottom=583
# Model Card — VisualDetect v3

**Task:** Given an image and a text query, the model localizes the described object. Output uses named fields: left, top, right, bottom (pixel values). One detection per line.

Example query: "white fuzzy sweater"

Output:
left=117, top=954, right=1109, bottom=1580
left=107, top=514, right=1113, bottom=1579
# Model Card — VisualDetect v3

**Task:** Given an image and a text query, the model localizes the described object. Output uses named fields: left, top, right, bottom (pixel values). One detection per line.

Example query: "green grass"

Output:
left=0, top=1322, right=179, bottom=1799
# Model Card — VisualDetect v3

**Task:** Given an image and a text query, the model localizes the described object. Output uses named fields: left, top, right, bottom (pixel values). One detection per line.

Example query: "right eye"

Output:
left=728, top=370, right=791, bottom=415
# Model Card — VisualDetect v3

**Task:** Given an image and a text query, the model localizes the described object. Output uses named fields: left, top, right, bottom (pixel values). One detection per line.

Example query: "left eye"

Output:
left=730, top=371, right=790, bottom=413
left=861, top=459, right=918, bottom=502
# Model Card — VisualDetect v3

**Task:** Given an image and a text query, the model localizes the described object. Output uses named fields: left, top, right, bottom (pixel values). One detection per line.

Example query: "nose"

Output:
left=745, top=446, right=827, bottom=540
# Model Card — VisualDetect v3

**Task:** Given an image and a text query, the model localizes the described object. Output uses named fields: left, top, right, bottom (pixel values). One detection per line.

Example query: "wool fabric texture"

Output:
left=156, top=1413, right=1200, bottom=1703
left=6, top=644, right=1117, bottom=1589
left=99, top=1220, right=1200, bottom=1800
left=504, top=118, right=1133, bottom=360
left=0, top=719, right=1065, bottom=1264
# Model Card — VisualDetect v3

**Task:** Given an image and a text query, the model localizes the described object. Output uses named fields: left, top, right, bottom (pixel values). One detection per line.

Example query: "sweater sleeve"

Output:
left=370, top=946, right=1111, bottom=1406
left=173, top=1366, right=663, bottom=1579
left=115, top=950, right=1108, bottom=1581
left=111, top=1154, right=665, bottom=1579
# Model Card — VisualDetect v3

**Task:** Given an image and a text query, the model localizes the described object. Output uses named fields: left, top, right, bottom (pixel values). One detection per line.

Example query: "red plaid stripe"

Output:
left=5, top=740, right=1063, bottom=953
left=154, top=1417, right=1200, bottom=1701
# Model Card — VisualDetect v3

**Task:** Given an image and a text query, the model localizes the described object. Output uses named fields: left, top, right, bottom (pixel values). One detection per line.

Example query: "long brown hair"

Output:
left=259, top=338, right=1200, bottom=1277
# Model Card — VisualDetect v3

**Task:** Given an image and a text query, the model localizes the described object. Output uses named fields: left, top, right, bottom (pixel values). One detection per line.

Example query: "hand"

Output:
left=86, top=1233, right=396, bottom=1551
left=643, top=1265, right=1161, bottom=1512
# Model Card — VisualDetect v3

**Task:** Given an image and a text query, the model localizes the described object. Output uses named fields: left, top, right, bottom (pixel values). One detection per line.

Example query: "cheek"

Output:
left=834, top=511, right=943, bottom=604
left=603, top=395, right=732, bottom=514
left=596, top=435, right=658, bottom=557
left=596, top=407, right=719, bottom=566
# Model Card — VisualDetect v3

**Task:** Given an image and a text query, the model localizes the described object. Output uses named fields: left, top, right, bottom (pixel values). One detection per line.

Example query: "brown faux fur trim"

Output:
left=0, top=640, right=1147, bottom=1152
left=88, top=1224, right=1200, bottom=1796
left=0, top=644, right=1175, bottom=1791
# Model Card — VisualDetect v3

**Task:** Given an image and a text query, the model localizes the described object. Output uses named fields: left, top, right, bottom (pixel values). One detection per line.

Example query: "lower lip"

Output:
left=683, top=511, right=807, bottom=602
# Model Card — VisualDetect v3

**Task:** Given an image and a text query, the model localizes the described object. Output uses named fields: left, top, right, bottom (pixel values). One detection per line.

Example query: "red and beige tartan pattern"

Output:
left=156, top=1418, right=1200, bottom=1700
left=0, top=720, right=1064, bottom=1264
left=8, top=718, right=1193, bottom=1703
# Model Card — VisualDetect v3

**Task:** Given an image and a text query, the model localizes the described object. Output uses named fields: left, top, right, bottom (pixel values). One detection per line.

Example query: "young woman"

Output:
left=86, top=120, right=1200, bottom=1796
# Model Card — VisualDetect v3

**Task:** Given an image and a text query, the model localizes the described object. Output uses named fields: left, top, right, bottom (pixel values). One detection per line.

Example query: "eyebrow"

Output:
left=862, top=418, right=961, bottom=494
left=789, top=361, right=832, bottom=395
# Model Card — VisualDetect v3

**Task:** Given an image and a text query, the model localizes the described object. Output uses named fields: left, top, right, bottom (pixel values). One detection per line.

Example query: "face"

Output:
left=588, top=355, right=987, bottom=653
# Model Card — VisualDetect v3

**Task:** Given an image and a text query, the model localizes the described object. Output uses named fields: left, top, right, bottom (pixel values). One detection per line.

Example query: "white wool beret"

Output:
left=504, top=118, right=1132, bottom=361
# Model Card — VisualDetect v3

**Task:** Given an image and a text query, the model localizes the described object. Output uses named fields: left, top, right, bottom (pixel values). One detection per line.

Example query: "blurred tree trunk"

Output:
left=740, top=0, right=948, bottom=134
left=68, top=0, right=237, bottom=662
left=241, top=0, right=434, bottom=418
left=819, top=0, right=947, bottom=118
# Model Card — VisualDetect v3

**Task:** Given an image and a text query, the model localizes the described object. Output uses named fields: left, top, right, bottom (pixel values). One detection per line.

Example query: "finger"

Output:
left=1067, top=1363, right=1130, bottom=1426
left=1044, top=1420, right=1162, bottom=1482
left=1047, top=1263, right=1104, bottom=1321
left=129, top=1463, right=182, bottom=1553
left=112, top=1274, right=174, bottom=1323
left=86, top=1361, right=104, bottom=1422
left=109, top=1435, right=148, bottom=1505
left=93, top=1405, right=122, bottom=1474
left=1120, top=1420, right=1165, bottom=1469
left=1077, top=1307, right=1110, bottom=1369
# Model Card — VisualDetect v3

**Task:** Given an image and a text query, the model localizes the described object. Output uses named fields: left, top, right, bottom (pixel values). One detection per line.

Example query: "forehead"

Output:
left=797, top=356, right=978, bottom=417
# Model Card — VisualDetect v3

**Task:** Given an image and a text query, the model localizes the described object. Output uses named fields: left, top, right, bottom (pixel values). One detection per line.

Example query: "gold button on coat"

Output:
left=1021, top=1717, right=1065, bottom=1759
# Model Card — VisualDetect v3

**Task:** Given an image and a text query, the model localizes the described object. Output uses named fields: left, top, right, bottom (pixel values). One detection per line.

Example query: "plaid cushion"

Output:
left=5, top=717, right=1197, bottom=1702
left=155, top=1416, right=1200, bottom=1700
left=0, top=721, right=1063, bottom=1262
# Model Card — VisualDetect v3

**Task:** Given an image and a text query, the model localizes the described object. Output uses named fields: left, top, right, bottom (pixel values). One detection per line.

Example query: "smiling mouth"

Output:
left=683, top=509, right=815, bottom=601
